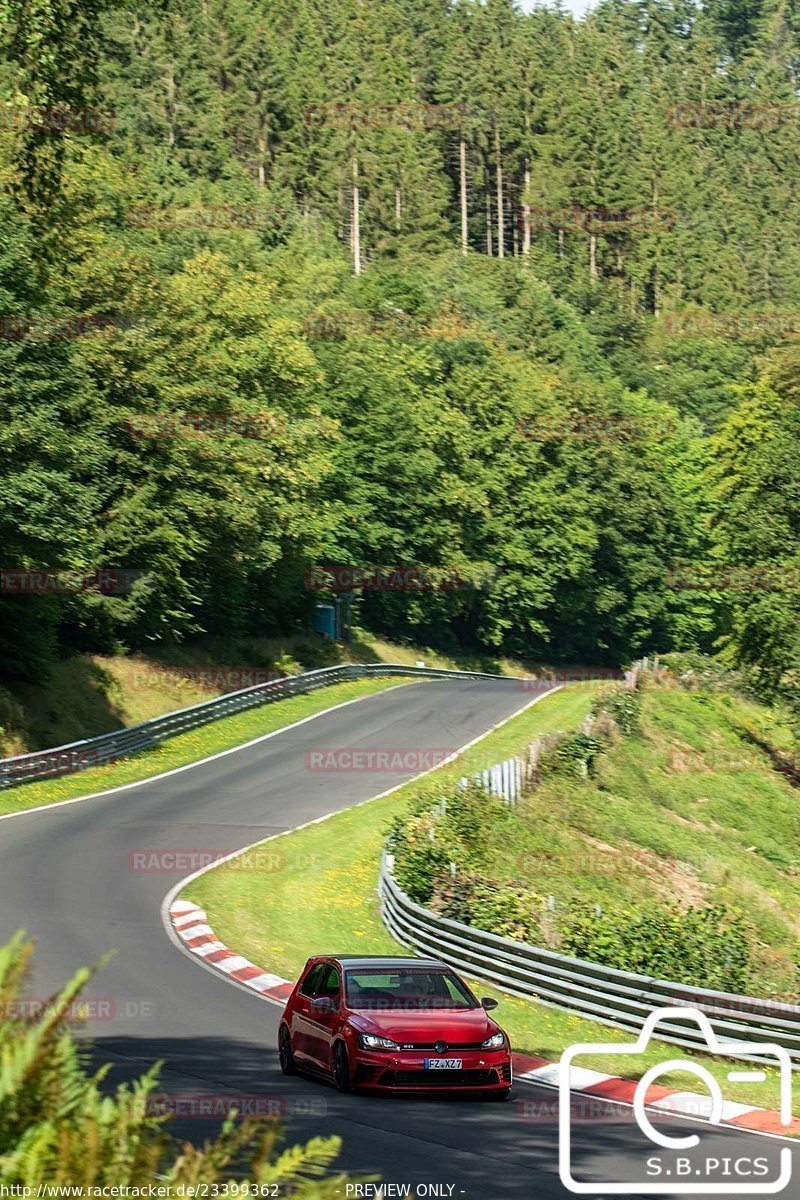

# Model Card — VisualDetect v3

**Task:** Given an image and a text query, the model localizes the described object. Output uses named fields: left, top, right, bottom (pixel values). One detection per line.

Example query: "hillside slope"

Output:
left=464, top=682, right=800, bottom=995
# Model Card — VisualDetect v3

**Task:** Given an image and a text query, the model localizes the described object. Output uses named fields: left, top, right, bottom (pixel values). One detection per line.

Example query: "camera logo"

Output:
left=559, top=1007, right=792, bottom=1194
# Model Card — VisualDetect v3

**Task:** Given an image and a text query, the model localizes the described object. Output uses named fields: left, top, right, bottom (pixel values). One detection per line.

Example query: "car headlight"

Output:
left=359, top=1033, right=399, bottom=1050
left=481, top=1031, right=506, bottom=1049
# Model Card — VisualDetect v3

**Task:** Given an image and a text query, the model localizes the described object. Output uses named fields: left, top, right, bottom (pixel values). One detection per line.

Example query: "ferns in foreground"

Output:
left=0, top=933, right=364, bottom=1195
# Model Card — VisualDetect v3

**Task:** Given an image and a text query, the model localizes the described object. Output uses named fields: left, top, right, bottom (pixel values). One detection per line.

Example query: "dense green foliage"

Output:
left=0, top=0, right=798, bottom=695
left=559, top=902, right=754, bottom=992
left=0, top=934, right=356, bottom=1193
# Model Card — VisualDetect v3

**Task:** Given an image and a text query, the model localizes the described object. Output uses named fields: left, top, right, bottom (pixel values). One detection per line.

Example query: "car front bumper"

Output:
left=350, top=1048, right=512, bottom=1092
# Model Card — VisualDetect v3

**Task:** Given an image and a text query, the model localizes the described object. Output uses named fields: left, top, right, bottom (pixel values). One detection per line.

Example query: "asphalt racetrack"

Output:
left=1, top=678, right=795, bottom=1199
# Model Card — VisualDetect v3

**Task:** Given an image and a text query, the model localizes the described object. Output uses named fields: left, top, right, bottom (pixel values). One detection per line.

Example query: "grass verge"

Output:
left=0, top=677, right=406, bottom=817
left=187, top=682, right=794, bottom=1117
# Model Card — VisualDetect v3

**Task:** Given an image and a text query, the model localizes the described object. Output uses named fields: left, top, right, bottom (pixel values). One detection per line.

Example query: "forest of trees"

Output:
left=0, top=0, right=799, bottom=698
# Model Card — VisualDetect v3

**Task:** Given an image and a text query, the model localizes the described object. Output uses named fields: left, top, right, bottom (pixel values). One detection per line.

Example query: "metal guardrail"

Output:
left=0, top=662, right=526, bottom=790
left=379, top=854, right=800, bottom=1066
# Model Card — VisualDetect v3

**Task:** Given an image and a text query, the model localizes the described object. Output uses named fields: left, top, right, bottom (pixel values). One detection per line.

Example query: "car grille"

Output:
left=380, top=1069, right=500, bottom=1088
left=500, top=1062, right=512, bottom=1083
left=395, top=1042, right=486, bottom=1051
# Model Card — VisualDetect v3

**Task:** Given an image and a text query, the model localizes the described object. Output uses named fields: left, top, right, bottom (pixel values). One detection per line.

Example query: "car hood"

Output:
left=348, top=1007, right=502, bottom=1045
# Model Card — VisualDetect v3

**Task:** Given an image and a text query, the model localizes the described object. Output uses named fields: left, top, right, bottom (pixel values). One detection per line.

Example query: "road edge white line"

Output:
left=0, top=679, right=424, bottom=823
left=159, top=686, right=562, bottom=999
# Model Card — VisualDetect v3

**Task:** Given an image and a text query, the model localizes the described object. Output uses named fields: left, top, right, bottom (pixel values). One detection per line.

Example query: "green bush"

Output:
left=469, top=881, right=543, bottom=943
left=392, top=840, right=451, bottom=904
left=387, top=813, right=450, bottom=903
left=428, top=871, right=543, bottom=943
left=541, top=731, right=604, bottom=777
left=387, top=782, right=512, bottom=901
left=559, top=902, right=754, bottom=991
left=656, top=653, right=756, bottom=699
left=592, top=686, right=642, bottom=736
left=439, top=782, right=513, bottom=855
left=425, top=871, right=756, bottom=990
left=428, top=870, right=477, bottom=924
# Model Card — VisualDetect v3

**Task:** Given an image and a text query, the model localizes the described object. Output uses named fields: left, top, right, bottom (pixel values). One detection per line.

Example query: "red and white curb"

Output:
left=171, top=900, right=293, bottom=1004
left=170, top=899, right=799, bottom=1138
left=511, top=1053, right=799, bottom=1136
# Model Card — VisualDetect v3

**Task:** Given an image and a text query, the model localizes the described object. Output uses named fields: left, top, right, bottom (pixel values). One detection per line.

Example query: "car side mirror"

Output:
left=481, top=997, right=499, bottom=1011
left=312, top=995, right=335, bottom=1013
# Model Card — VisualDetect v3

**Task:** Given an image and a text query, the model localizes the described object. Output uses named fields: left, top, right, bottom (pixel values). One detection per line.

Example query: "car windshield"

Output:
left=344, top=968, right=478, bottom=1010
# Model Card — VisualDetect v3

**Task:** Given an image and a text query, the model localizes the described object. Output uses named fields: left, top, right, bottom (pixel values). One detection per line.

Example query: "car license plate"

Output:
left=424, top=1058, right=462, bottom=1069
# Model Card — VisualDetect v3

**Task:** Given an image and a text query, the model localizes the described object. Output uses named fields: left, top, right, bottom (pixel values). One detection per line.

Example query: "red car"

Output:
left=278, top=955, right=512, bottom=1097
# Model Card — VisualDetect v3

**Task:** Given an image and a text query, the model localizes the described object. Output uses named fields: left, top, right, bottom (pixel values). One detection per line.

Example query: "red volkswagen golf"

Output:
left=278, top=955, right=512, bottom=1096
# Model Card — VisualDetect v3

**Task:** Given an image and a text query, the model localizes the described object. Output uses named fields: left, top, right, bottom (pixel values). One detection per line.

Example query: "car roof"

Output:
left=319, top=956, right=451, bottom=970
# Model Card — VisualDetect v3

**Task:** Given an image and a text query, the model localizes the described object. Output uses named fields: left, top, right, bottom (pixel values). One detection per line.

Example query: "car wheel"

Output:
left=278, top=1026, right=296, bottom=1076
left=489, top=1088, right=511, bottom=1101
left=332, top=1041, right=350, bottom=1093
